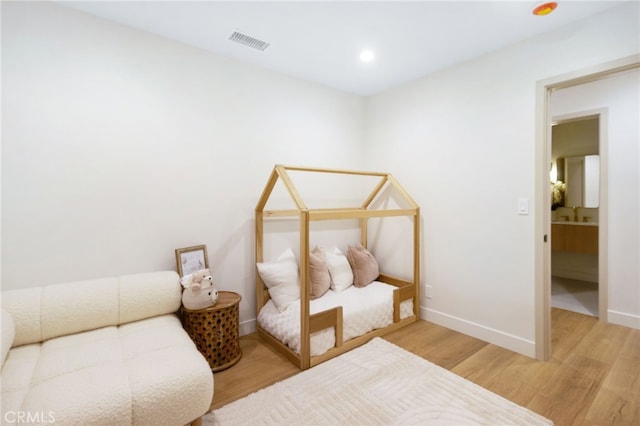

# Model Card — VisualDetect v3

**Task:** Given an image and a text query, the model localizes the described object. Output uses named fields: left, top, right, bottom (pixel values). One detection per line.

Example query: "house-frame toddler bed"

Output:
left=255, top=165, right=420, bottom=370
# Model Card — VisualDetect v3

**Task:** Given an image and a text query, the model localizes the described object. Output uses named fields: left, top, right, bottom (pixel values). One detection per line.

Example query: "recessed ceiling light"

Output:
left=359, top=50, right=375, bottom=62
left=532, top=2, right=558, bottom=16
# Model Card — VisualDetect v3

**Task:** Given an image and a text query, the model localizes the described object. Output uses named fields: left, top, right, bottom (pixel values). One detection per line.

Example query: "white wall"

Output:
left=551, top=69, right=640, bottom=328
left=364, top=3, right=640, bottom=355
left=1, top=2, right=364, bottom=328
left=2, top=1, right=639, bottom=352
left=552, top=118, right=599, bottom=160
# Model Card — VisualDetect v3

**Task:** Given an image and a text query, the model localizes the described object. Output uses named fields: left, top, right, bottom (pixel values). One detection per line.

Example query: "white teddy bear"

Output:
left=181, top=268, right=219, bottom=310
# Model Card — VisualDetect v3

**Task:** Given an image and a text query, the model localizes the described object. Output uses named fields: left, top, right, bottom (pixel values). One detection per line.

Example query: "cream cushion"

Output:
left=257, top=248, right=300, bottom=312
left=3, top=271, right=182, bottom=346
left=316, top=246, right=354, bottom=292
left=1, top=309, right=15, bottom=366
left=2, top=316, right=212, bottom=426
left=1, top=271, right=214, bottom=426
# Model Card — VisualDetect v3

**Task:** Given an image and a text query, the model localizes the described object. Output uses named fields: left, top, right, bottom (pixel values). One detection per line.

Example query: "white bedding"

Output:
left=257, top=281, right=414, bottom=356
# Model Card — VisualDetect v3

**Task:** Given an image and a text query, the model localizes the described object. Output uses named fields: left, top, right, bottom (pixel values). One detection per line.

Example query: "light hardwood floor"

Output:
left=210, top=308, right=639, bottom=426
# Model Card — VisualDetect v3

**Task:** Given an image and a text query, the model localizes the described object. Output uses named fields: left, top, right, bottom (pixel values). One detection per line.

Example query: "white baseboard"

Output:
left=420, top=306, right=536, bottom=358
left=608, top=309, right=640, bottom=329
left=230, top=309, right=638, bottom=355
left=241, top=310, right=538, bottom=357
left=239, top=318, right=256, bottom=337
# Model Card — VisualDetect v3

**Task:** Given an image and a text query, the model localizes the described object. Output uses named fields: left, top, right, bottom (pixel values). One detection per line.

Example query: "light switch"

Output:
left=518, top=198, right=529, bottom=215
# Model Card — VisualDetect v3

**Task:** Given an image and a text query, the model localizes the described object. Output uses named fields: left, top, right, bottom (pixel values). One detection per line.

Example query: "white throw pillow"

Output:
left=316, top=246, right=354, bottom=292
left=257, top=248, right=300, bottom=312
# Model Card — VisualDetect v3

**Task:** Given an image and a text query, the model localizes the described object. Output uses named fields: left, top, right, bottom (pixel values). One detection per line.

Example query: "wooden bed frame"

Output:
left=255, top=165, right=420, bottom=370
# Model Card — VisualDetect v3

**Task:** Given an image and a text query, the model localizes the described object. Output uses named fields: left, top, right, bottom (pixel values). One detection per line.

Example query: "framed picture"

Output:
left=175, top=245, right=209, bottom=277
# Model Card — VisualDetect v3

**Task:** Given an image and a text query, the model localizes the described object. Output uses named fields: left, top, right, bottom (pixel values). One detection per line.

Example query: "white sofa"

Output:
left=1, top=271, right=214, bottom=426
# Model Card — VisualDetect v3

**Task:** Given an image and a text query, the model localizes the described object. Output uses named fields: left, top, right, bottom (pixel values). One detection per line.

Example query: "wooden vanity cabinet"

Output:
left=551, top=224, right=598, bottom=255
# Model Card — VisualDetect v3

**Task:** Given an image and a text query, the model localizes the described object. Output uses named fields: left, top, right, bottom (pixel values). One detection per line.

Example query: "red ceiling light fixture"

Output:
left=533, top=2, right=558, bottom=16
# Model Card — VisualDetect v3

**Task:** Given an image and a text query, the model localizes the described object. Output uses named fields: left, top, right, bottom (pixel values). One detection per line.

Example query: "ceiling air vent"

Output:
left=228, top=31, right=270, bottom=51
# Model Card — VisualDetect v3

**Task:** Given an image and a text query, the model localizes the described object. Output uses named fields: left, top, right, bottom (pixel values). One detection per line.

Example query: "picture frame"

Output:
left=175, top=245, right=209, bottom=277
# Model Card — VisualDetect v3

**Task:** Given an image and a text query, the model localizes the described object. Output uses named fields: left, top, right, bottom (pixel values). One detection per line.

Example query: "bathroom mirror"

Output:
left=563, top=155, right=600, bottom=208
left=552, top=116, right=599, bottom=209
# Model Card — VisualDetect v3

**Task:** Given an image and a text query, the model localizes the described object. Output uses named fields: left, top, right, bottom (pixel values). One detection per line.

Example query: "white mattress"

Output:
left=258, top=281, right=414, bottom=356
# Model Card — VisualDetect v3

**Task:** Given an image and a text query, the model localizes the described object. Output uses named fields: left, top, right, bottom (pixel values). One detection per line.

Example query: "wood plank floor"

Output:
left=210, top=308, right=639, bottom=425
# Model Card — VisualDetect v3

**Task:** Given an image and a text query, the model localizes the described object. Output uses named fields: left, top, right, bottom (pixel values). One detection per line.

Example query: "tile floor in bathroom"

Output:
left=551, top=276, right=598, bottom=317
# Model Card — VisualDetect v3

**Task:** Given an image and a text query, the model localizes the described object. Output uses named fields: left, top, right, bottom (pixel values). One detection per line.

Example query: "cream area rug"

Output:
left=204, top=338, right=552, bottom=425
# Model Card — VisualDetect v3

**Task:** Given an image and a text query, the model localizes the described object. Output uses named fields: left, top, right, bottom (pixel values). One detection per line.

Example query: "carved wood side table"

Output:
left=182, top=291, right=242, bottom=372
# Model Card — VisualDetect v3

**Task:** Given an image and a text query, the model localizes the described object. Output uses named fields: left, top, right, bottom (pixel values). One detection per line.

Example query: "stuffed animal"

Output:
left=181, top=268, right=219, bottom=310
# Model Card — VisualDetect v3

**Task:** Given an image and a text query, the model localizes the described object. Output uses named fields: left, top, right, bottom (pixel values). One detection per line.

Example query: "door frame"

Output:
left=534, top=54, right=640, bottom=361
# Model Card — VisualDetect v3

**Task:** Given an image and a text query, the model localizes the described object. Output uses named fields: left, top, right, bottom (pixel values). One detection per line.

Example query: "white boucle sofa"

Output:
left=1, top=271, right=214, bottom=426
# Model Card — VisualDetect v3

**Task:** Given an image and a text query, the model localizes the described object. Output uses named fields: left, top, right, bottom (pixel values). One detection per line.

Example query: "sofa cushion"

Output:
left=1, top=309, right=15, bottom=367
left=2, top=271, right=182, bottom=346
left=1, top=314, right=213, bottom=426
left=2, top=287, right=43, bottom=347
left=0, top=344, right=41, bottom=419
left=118, top=272, right=182, bottom=324
left=41, top=278, right=120, bottom=341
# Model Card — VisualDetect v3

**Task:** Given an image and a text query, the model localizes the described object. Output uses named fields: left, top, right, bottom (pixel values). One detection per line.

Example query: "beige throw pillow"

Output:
left=347, top=244, right=380, bottom=287
left=309, top=250, right=330, bottom=299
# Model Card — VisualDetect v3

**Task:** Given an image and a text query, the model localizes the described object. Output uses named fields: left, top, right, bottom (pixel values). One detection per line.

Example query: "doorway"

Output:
left=534, top=55, right=639, bottom=361
left=549, top=115, right=602, bottom=318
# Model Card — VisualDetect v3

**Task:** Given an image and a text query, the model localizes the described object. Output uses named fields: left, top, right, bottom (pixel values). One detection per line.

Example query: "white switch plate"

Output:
left=518, top=198, right=529, bottom=215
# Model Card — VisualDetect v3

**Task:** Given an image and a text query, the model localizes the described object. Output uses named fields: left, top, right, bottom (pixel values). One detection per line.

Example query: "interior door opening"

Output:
left=549, top=115, right=601, bottom=318
left=535, top=55, right=639, bottom=361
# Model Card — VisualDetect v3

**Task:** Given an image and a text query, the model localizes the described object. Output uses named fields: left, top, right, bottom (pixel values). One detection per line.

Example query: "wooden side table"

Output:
left=182, top=291, right=242, bottom=372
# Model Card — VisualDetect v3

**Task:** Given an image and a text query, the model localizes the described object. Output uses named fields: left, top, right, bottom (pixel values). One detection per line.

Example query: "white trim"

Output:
left=240, top=318, right=256, bottom=337
left=421, top=307, right=536, bottom=358
left=535, top=77, right=552, bottom=361
left=608, top=310, right=640, bottom=329
left=535, top=54, right=640, bottom=361
left=598, top=110, right=610, bottom=323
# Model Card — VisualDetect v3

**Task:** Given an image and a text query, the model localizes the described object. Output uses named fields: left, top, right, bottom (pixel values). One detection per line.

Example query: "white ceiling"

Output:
left=59, top=1, right=627, bottom=96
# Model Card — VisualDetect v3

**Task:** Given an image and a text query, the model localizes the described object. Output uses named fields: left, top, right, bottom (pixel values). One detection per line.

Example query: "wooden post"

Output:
left=299, top=210, right=311, bottom=369
left=255, top=210, right=264, bottom=317
left=413, top=208, right=421, bottom=316
left=360, top=217, right=368, bottom=248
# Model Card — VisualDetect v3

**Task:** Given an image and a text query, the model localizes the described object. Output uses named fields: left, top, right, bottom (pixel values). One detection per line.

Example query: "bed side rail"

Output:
left=392, top=285, right=416, bottom=323
left=310, top=306, right=344, bottom=347
left=378, top=272, right=412, bottom=287
left=378, top=272, right=416, bottom=323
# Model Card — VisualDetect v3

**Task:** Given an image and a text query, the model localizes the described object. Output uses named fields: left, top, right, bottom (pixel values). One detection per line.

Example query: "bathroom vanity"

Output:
left=551, top=222, right=598, bottom=255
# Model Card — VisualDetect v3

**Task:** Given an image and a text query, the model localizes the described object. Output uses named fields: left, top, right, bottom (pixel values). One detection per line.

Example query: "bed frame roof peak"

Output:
left=255, top=164, right=418, bottom=216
